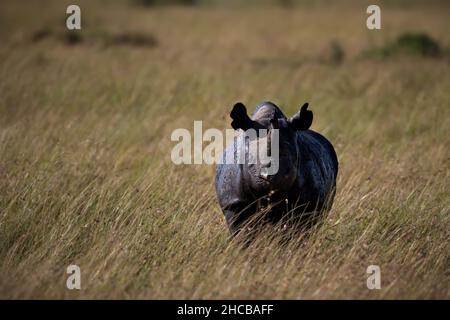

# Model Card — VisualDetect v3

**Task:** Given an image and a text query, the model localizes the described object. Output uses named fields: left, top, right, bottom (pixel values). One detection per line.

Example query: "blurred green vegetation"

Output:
left=372, top=33, right=442, bottom=58
left=362, top=32, right=445, bottom=58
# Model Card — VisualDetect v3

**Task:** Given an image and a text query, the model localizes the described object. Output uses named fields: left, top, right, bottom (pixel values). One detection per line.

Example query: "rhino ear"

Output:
left=289, top=102, right=313, bottom=131
left=270, top=114, right=279, bottom=129
left=230, top=102, right=254, bottom=131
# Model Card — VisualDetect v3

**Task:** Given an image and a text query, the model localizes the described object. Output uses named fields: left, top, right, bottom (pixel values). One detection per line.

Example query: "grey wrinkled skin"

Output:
left=215, top=101, right=338, bottom=236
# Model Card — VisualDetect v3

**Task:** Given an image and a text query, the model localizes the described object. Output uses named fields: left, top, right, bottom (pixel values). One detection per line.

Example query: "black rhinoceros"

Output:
left=215, top=101, right=338, bottom=236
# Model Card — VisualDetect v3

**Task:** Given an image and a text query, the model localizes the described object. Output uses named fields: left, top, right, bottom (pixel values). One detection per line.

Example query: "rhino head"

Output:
left=230, top=101, right=313, bottom=195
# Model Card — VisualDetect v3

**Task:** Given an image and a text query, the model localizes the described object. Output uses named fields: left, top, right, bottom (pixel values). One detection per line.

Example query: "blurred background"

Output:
left=0, top=0, right=449, bottom=299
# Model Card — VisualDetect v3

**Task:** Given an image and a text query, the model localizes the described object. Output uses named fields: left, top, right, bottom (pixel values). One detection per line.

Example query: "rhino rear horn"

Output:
left=289, top=102, right=313, bottom=131
left=230, top=102, right=254, bottom=131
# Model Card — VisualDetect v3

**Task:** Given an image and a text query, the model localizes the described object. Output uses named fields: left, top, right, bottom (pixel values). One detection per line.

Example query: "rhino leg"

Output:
left=223, top=203, right=255, bottom=237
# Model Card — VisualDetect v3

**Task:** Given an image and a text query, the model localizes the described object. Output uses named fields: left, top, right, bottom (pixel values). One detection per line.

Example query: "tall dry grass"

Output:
left=0, top=0, right=449, bottom=298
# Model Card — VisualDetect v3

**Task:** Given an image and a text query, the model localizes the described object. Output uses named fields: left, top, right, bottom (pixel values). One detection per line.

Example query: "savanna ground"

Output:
left=0, top=0, right=449, bottom=299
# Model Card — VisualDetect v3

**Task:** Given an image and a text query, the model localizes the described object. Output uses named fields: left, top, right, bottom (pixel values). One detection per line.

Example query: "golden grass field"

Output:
left=0, top=0, right=449, bottom=299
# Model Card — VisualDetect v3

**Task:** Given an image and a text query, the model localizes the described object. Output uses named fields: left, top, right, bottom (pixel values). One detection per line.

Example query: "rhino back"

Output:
left=294, top=130, right=338, bottom=208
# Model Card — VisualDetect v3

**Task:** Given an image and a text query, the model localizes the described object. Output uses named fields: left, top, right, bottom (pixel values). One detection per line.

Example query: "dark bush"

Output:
left=392, top=33, right=440, bottom=56
left=371, top=33, right=442, bottom=58
left=31, top=28, right=53, bottom=42
left=319, top=41, right=345, bottom=65
left=62, top=31, right=83, bottom=46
